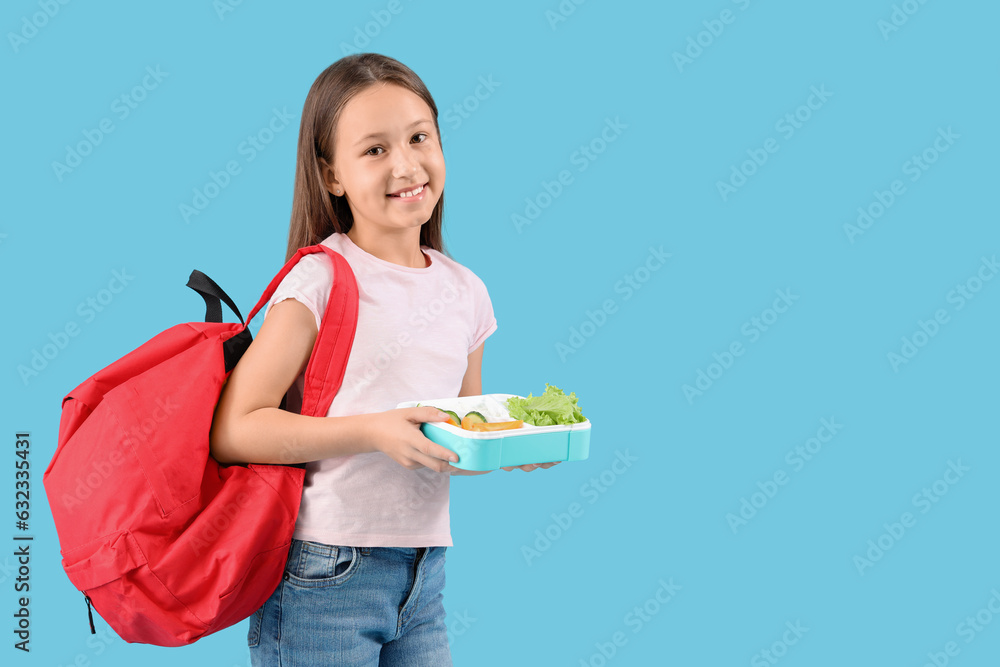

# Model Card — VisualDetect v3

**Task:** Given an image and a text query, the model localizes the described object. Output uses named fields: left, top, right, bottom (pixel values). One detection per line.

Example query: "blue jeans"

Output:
left=248, top=539, right=452, bottom=666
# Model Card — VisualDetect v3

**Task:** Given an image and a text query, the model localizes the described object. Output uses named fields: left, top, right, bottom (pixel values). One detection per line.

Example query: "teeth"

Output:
left=393, top=184, right=424, bottom=198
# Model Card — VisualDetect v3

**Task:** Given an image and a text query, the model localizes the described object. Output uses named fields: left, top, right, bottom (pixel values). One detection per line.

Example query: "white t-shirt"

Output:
left=262, top=232, right=497, bottom=547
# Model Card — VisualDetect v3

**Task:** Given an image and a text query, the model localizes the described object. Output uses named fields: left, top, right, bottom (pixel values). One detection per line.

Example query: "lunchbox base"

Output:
left=420, top=421, right=591, bottom=471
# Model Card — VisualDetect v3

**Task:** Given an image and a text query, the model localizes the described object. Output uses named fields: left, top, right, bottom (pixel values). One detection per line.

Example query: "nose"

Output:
left=391, top=144, right=419, bottom=179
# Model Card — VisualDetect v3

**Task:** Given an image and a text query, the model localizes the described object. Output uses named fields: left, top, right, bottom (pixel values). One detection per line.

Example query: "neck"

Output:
left=347, top=225, right=428, bottom=268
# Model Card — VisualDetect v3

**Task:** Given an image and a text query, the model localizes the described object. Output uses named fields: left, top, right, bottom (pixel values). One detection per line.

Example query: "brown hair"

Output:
left=284, top=53, right=450, bottom=262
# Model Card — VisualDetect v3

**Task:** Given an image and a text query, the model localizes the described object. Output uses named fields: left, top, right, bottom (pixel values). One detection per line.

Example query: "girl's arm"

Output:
left=457, top=342, right=485, bottom=398
left=210, top=298, right=459, bottom=471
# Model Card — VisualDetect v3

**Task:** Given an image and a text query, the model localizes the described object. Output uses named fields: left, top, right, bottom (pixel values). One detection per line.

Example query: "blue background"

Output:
left=3, top=0, right=998, bottom=665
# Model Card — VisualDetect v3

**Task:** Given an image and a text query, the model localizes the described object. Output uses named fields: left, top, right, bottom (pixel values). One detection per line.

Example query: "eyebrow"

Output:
left=354, top=119, right=433, bottom=147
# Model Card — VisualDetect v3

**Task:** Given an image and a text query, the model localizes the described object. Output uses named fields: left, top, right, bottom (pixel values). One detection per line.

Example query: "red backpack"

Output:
left=43, top=244, right=358, bottom=646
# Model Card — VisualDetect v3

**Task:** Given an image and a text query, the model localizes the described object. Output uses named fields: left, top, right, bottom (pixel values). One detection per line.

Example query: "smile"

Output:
left=387, top=183, right=426, bottom=198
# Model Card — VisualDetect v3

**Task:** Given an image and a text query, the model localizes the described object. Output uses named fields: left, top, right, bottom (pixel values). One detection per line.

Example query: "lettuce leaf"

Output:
left=505, top=384, right=586, bottom=426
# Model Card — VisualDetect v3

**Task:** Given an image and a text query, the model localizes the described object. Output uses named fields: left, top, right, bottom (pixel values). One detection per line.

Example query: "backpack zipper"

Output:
left=84, top=594, right=96, bottom=634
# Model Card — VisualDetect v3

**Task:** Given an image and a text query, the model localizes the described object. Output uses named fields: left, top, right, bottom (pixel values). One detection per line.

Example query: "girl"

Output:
left=209, top=53, right=558, bottom=666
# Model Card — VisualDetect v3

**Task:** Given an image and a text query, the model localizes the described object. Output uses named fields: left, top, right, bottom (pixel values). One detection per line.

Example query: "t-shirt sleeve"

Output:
left=468, top=273, right=498, bottom=354
left=262, top=252, right=334, bottom=332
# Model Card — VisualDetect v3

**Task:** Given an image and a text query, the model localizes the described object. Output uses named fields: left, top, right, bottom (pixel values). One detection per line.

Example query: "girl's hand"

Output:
left=363, top=407, right=461, bottom=472
left=501, top=461, right=562, bottom=472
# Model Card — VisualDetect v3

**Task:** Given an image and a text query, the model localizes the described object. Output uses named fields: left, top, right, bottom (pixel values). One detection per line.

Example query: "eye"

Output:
left=364, top=132, right=430, bottom=156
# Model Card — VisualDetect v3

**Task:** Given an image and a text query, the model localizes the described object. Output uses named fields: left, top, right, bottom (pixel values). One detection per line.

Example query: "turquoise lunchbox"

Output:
left=394, top=393, right=591, bottom=471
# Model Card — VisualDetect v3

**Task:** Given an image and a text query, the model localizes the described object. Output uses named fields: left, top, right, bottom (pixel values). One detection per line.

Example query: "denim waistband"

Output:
left=289, top=538, right=447, bottom=558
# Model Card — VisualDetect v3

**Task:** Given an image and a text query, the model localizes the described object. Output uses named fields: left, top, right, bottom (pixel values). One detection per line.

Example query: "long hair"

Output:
left=285, top=53, right=450, bottom=262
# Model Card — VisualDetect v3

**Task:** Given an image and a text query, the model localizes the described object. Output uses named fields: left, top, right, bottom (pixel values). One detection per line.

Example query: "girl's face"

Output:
left=324, top=82, right=445, bottom=236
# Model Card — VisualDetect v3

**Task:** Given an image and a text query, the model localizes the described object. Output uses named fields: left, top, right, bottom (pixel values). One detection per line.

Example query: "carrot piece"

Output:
left=469, top=420, right=524, bottom=432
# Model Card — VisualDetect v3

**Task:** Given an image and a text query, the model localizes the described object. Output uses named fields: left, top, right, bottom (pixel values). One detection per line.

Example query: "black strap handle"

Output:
left=185, top=269, right=286, bottom=410
left=186, top=270, right=245, bottom=324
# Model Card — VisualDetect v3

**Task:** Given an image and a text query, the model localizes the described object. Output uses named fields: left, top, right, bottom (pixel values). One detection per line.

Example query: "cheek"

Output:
left=431, top=152, right=446, bottom=182
left=357, top=173, right=383, bottom=200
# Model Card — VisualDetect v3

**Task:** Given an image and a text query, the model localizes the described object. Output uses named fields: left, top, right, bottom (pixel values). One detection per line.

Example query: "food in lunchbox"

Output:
left=505, top=384, right=586, bottom=426
left=469, top=419, right=524, bottom=432
left=420, top=405, right=525, bottom=432
left=439, top=409, right=461, bottom=427
left=420, top=385, right=586, bottom=431
left=460, top=411, right=487, bottom=430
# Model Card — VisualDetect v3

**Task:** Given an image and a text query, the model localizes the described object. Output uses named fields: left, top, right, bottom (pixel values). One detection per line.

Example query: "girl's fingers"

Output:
left=434, top=445, right=459, bottom=463
left=413, top=451, right=452, bottom=473
left=413, top=437, right=458, bottom=465
left=413, top=442, right=459, bottom=471
left=501, top=462, right=563, bottom=471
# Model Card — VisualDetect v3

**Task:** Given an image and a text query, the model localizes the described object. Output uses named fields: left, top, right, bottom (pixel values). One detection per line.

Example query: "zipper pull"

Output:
left=84, top=594, right=96, bottom=634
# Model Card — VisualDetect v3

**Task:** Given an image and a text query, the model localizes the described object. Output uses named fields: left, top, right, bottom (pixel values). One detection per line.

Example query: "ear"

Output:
left=317, top=158, right=343, bottom=196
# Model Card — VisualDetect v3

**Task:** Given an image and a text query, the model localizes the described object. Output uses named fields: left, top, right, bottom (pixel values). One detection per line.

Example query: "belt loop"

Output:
left=286, top=539, right=301, bottom=575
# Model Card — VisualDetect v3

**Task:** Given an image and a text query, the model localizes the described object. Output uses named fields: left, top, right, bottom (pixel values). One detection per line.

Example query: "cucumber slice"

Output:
left=460, top=410, right=488, bottom=431
left=463, top=411, right=487, bottom=424
left=427, top=406, right=461, bottom=427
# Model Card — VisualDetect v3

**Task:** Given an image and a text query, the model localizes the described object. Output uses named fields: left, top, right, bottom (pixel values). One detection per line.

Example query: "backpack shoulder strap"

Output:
left=243, top=244, right=360, bottom=418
